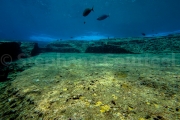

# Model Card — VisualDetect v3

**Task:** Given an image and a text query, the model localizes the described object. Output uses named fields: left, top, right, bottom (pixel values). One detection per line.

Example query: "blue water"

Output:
left=1, top=1, right=180, bottom=119
left=0, top=0, right=180, bottom=41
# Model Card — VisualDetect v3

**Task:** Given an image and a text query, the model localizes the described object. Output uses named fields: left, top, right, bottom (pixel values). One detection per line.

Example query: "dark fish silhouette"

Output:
left=83, top=7, right=94, bottom=17
left=97, top=14, right=109, bottom=20
left=141, top=33, right=146, bottom=36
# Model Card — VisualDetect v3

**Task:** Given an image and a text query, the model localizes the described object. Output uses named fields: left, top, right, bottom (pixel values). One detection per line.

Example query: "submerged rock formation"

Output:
left=0, top=41, right=40, bottom=81
left=44, top=33, right=180, bottom=54
left=0, top=42, right=21, bottom=81
left=0, top=66, right=9, bottom=82
left=20, top=42, right=40, bottom=58
left=85, top=44, right=133, bottom=53
left=0, top=41, right=40, bottom=62
left=46, top=40, right=88, bottom=53
left=0, top=41, right=21, bottom=64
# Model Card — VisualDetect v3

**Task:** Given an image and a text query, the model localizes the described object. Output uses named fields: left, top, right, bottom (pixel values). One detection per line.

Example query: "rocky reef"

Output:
left=0, top=41, right=40, bottom=82
left=0, top=53, right=180, bottom=119
left=0, top=34, right=180, bottom=119
left=0, top=33, right=180, bottom=81
left=45, top=40, right=88, bottom=53
left=20, top=42, right=40, bottom=58
left=44, top=33, right=180, bottom=54
left=0, top=42, right=21, bottom=63
left=0, top=41, right=40, bottom=61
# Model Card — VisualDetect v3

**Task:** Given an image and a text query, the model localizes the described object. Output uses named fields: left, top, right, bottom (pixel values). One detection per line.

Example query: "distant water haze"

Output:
left=0, top=0, right=180, bottom=41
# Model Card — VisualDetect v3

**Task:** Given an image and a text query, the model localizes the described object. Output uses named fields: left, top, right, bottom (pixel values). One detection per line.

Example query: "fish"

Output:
left=83, top=7, right=94, bottom=17
left=141, top=33, right=146, bottom=36
left=97, top=14, right=109, bottom=20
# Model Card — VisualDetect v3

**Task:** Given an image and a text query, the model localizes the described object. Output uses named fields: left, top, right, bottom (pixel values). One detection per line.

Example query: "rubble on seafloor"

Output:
left=0, top=53, right=180, bottom=119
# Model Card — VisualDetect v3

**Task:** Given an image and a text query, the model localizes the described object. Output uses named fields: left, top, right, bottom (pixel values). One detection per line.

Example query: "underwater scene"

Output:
left=0, top=0, right=180, bottom=120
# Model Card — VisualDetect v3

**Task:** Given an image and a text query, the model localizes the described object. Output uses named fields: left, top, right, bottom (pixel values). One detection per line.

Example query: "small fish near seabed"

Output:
left=97, top=14, right=109, bottom=21
left=141, top=33, right=146, bottom=36
left=83, top=7, right=94, bottom=17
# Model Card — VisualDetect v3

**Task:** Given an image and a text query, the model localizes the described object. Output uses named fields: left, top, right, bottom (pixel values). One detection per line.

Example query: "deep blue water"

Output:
left=0, top=0, right=180, bottom=41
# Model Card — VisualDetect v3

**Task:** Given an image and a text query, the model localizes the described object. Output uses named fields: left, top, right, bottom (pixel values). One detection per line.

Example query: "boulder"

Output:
left=0, top=41, right=40, bottom=82
left=0, top=66, right=9, bottom=82
left=46, top=41, right=82, bottom=53
left=20, top=42, right=40, bottom=58
left=0, top=41, right=21, bottom=66
left=85, top=44, right=133, bottom=53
